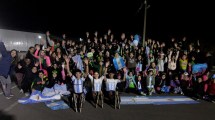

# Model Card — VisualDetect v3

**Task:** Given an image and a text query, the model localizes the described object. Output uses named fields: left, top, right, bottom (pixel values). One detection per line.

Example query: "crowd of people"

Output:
left=0, top=29, right=215, bottom=111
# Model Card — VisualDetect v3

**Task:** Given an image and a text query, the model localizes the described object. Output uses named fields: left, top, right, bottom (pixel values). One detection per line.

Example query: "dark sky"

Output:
left=0, top=0, right=214, bottom=41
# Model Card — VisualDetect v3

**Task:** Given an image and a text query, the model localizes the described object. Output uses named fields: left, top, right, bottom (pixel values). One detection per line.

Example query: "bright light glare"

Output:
left=38, top=35, right=42, bottom=39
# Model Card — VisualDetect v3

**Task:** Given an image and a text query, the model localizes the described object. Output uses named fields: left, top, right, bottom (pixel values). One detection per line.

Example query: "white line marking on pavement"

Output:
left=3, top=102, right=19, bottom=112
left=0, top=85, right=17, bottom=95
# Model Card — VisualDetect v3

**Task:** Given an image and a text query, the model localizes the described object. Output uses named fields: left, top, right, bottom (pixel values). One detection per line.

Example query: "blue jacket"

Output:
left=0, top=42, right=12, bottom=78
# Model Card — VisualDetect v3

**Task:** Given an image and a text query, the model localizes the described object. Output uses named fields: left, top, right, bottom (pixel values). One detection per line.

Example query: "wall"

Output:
left=0, top=29, right=45, bottom=52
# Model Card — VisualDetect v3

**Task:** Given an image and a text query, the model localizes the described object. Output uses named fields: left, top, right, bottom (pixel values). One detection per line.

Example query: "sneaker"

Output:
left=140, top=92, right=146, bottom=96
left=6, top=96, right=12, bottom=99
left=9, top=94, right=14, bottom=97
left=25, top=93, right=29, bottom=96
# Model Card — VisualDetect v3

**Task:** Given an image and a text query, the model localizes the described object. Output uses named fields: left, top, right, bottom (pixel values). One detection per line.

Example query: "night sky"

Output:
left=0, top=0, right=214, bottom=42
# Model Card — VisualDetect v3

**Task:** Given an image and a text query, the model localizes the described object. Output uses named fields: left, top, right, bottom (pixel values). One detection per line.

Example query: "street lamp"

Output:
left=143, top=0, right=150, bottom=47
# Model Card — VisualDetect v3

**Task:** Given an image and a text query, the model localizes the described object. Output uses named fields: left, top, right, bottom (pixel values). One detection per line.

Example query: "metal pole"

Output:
left=143, top=0, right=147, bottom=47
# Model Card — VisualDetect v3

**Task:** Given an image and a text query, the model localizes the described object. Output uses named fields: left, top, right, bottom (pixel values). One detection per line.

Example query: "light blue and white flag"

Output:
left=192, top=63, right=207, bottom=74
left=72, top=55, right=84, bottom=72
left=133, top=34, right=140, bottom=46
left=145, top=46, right=150, bottom=57
left=18, top=90, right=61, bottom=104
left=113, top=57, right=125, bottom=70
left=136, top=63, right=143, bottom=72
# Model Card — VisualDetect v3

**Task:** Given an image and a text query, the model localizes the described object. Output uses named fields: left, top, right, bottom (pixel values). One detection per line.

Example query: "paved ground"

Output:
left=1, top=82, right=215, bottom=120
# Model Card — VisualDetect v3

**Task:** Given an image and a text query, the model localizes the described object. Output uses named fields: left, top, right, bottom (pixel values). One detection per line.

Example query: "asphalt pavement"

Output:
left=0, top=82, right=215, bottom=120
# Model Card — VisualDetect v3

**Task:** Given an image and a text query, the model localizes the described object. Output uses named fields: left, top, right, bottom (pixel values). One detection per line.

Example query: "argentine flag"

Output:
left=113, top=57, right=125, bottom=70
left=133, top=34, right=140, bottom=46
left=72, top=55, right=84, bottom=72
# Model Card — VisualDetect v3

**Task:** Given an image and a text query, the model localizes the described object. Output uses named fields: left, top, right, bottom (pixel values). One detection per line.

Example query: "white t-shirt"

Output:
left=138, top=81, right=142, bottom=90
left=147, top=76, right=154, bottom=88
left=106, top=79, right=121, bottom=91
left=88, top=74, right=104, bottom=92
left=71, top=76, right=85, bottom=93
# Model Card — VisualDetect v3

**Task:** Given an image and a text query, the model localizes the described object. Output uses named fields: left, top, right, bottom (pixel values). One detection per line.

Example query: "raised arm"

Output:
left=83, top=58, right=89, bottom=78
left=168, top=50, right=173, bottom=62
left=46, top=31, right=54, bottom=47
left=175, top=50, right=180, bottom=61
left=151, top=40, right=155, bottom=49
left=144, top=65, right=149, bottom=76
left=103, top=61, right=110, bottom=76
left=34, top=46, right=40, bottom=59
left=65, top=58, right=72, bottom=77
left=0, top=41, right=8, bottom=57
left=61, top=63, right=66, bottom=80
left=197, top=40, right=200, bottom=47
left=122, top=67, right=127, bottom=82
left=164, top=56, right=168, bottom=63
left=45, top=56, right=51, bottom=67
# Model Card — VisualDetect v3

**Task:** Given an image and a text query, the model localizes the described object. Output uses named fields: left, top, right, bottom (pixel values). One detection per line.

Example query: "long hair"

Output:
left=10, top=49, right=18, bottom=65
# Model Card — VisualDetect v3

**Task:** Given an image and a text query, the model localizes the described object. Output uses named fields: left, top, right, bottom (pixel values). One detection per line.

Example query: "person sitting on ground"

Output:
left=31, top=70, right=48, bottom=92
left=146, top=69, right=155, bottom=95
left=135, top=75, right=146, bottom=96
left=170, top=75, right=183, bottom=94
left=125, top=71, right=137, bottom=94
left=207, top=74, right=215, bottom=103
left=192, top=77, right=205, bottom=100
left=21, top=66, right=38, bottom=96
left=156, top=73, right=170, bottom=94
